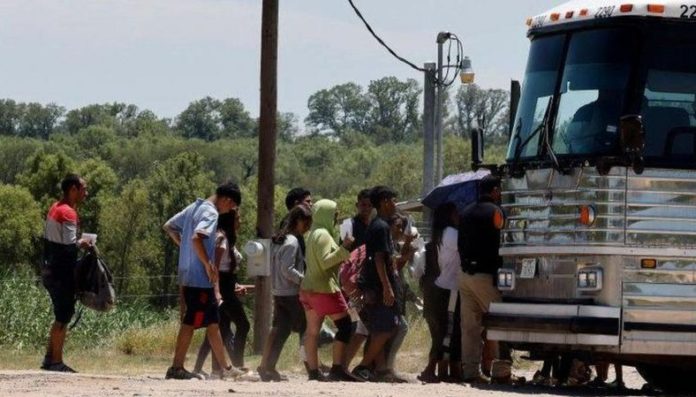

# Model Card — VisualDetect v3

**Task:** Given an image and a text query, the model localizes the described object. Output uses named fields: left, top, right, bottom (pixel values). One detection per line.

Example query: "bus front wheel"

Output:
left=637, top=364, right=696, bottom=393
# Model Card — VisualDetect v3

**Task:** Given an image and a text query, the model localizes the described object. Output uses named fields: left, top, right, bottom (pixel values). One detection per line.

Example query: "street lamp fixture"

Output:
left=434, top=32, right=474, bottom=182
left=460, top=56, right=475, bottom=84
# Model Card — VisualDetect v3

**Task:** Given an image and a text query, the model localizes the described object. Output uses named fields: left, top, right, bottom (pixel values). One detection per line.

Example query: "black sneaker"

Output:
left=328, top=365, right=364, bottom=382
left=44, top=362, right=77, bottom=373
left=258, top=367, right=288, bottom=382
left=351, top=365, right=373, bottom=382
left=308, top=369, right=328, bottom=381
left=40, top=355, right=52, bottom=370
left=165, top=366, right=200, bottom=380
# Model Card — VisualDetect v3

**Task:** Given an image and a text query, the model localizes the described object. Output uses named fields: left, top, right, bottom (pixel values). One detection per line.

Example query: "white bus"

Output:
left=477, top=0, right=696, bottom=391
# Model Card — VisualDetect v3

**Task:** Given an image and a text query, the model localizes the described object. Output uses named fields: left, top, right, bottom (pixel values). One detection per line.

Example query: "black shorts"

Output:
left=359, top=289, right=400, bottom=334
left=182, top=287, right=219, bottom=329
left=41, top=265, right=76, bottom=324
left=273, top=295, right=306, bottom=333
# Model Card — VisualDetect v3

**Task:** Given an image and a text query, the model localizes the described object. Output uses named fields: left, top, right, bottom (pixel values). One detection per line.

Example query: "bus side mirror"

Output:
left=620, top=114, right=645, bottom=175
left=472, top=128, right=484, bottom=170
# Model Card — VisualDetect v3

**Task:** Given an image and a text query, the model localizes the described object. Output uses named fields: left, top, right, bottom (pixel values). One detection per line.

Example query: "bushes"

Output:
left=0, top=276, right=171, bottom=349
left=0, top=185, right=43, bottom=271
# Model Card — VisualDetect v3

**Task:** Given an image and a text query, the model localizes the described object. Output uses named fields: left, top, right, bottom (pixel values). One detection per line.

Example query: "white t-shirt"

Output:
left=435, top=227, right=461, bottom=291
left=216, top=231, right=233, bottom=273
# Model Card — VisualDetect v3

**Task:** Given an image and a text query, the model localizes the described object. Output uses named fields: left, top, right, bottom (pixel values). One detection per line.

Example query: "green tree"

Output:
left=0, top=184, right=43, bottom=270
left=219, top=98, right=256, bottom=138
left=77, top=159, right=118, bottom=235
left=369, top=143, right=423, bottom=200
left=443, top=135, right=471, bottom=176
left=305, top=82, right=370, bottom=138
left=199, top=137, right=259, bottom=184
left=73, top=125, right=118, bottom=160
left=125, top=109, right=171, bottom=137
left=366, top=77, right=421, bottom=144
left=106, top=135, right=193, bottom=181
left=175, top=97, right=222, bottom=141
left=16, top=150, right=77, bottom=209
left=0, top=137, right=44, bottom=184
left=99, top=180, right=161, bottom=296
left=236, top=178, right=289, bottom=251
left=277, top=112, right=299, bottom=142
left=17, top=103, right=65, bottom=139
left=62, top=104, right=119, bottom=135
left=454, top=84, right=509, bottom=143
left=176, top=97, right=257, bottom=141
left=0, top=99, right=23, bottom=136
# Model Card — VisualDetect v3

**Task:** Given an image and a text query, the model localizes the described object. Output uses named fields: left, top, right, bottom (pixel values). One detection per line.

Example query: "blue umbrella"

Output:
left=422, top=170, right=491, bottom=212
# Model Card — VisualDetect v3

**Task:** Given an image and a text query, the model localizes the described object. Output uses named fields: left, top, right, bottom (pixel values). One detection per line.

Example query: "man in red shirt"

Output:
left=41, top=174, right=89, bottom=373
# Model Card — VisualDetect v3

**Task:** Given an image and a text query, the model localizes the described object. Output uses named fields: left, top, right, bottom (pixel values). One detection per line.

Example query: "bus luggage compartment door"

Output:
left=622, top=282, right=696, bottom=356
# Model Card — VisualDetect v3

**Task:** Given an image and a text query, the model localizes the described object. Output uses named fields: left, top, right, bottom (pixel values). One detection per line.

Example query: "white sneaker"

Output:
left=212, top=366, right=245, bottom=380
left=237, top=370, right=260, bottom=382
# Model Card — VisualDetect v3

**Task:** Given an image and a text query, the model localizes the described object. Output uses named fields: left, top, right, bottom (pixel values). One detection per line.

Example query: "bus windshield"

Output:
left=507, top=28, right=637, bottom=162
left=552, top=28, right=635, bottom=156
left=507, top=35, right=564, bottom=161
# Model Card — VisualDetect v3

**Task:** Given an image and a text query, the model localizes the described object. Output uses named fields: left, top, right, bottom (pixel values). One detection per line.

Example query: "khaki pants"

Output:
left=458, top=272, right=502, bottom=378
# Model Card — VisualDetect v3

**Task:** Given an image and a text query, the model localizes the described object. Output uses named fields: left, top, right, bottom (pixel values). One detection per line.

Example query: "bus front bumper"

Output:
left=483, top=303, right=621, bottom=346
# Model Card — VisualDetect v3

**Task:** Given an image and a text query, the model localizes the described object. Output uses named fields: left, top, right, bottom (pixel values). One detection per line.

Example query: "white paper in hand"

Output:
left=339, top=218, right=353, bottom=240
left=82, top=233, right=97, bottom=244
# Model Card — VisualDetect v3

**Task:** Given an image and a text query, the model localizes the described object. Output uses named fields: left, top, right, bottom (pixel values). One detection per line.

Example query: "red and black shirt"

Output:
left=43, top=200, right=79, bottom=267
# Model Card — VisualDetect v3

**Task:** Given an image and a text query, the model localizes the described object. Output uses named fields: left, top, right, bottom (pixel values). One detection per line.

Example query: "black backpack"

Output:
left=74, top=246, right=116, bottom=312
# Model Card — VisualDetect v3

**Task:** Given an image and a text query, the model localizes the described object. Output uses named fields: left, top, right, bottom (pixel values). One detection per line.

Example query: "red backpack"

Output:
left=338, top=244, right=367, bottom=298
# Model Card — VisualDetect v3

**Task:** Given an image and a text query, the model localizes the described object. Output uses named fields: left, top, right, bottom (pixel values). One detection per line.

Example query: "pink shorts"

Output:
left=299, top=290, right=348, bottom=317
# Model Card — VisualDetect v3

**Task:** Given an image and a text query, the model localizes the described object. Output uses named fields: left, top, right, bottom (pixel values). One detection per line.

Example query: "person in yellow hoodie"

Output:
left=300, top=199, right=360, bottom=382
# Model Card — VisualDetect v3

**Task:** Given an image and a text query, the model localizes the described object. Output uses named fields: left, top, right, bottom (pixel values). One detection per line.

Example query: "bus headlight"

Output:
left=497, top=269, right=515, bottom=291
left=577, top=268, right=603, bottom=291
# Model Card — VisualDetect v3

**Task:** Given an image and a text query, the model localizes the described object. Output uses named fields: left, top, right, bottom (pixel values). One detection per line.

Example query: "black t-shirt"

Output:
left=458, top=196, right=504, bottom=275
left=352, top=216, right=370, bottom=248
left=358, top=216, right=395, bottom=292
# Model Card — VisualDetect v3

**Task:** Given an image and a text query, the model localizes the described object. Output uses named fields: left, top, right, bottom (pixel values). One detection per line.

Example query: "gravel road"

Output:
left=1, top=367, right=678, bottom=397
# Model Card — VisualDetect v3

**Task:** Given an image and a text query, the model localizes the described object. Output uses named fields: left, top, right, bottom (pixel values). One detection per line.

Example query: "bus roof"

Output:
left=528, top=0, right=696, bottom=30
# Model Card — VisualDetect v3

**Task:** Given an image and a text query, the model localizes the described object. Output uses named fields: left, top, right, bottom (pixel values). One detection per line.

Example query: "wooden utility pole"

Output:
left=253, top=0, right=278, bottom=353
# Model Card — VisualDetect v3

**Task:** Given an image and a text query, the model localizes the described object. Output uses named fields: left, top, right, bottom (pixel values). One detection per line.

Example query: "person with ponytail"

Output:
left=257, top=205, right=313, bottom=381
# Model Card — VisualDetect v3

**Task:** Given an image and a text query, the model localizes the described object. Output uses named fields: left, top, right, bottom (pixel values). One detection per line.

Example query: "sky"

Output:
left=0, top=0, right=553, bottom=123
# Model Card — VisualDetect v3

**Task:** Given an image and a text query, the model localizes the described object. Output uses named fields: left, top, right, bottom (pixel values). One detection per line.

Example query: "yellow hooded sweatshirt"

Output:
left=301, top=199, right=350, bottom=294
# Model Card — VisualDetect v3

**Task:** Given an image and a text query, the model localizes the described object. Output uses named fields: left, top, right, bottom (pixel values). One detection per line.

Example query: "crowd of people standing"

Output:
left=37, top=172, right=516, bottom=383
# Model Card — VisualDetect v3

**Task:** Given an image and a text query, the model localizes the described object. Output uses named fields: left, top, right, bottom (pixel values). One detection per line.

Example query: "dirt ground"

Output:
left=0, top=368, right=663, bottom=397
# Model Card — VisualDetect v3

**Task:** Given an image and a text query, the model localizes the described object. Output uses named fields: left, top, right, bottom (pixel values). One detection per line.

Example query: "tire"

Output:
left=637, top=364, right=696, bottom=393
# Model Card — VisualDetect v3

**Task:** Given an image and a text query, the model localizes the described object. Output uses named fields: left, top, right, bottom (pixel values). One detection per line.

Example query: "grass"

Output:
left=0, top=311, right=434, bottom=376
left=0, top=275, right=447, bottom=375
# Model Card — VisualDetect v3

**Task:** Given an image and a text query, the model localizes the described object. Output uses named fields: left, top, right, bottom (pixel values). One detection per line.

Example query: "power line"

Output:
left=346, top=0, right=465, bottom=87
left=346, top=0, right=426, bottom=73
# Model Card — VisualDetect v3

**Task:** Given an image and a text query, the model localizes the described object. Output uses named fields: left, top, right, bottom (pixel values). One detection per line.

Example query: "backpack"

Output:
left=74, top=247, right=116, bottom=312
left=338, top=244, right=367, bottom=299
